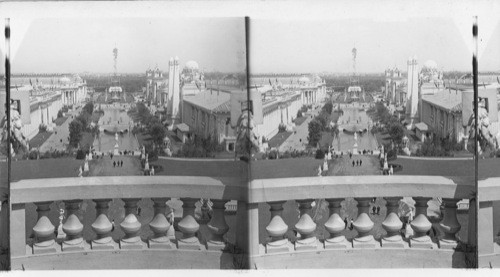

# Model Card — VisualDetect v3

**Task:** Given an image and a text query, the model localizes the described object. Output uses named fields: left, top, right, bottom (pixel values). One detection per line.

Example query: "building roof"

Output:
left=415, top=122, right=429, bottom=131
left=176, top=123, right=190, bottom=133
left=422, top=91, right=462, bottom=112
left=183, top=90, right=231, bottom=113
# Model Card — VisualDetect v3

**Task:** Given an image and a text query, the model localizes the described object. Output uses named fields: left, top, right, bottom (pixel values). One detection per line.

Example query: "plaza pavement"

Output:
left=278, top=104, right=324, bottom=152
left=39, top=107, right=81, bottom=152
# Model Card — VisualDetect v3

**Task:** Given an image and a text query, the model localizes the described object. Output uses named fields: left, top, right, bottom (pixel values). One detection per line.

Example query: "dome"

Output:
left=299, top=76, right=310, bottom=83
left=423, top=60, right=438, bottom=69
left=59, top=77, right=71, bottom=84
left=185, top=60, right=199, bottom=70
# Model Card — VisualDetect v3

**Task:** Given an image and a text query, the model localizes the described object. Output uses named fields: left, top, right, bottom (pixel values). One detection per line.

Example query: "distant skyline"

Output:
left=250, top=17, right=498, bottom=74
left=8, top=18, right=246, bottom=74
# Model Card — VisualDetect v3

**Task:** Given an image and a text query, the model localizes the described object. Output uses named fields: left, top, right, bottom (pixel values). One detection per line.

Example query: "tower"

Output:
left=406, top=56, right=419, bottom=127
left=168, top=56, right=181, bottom=120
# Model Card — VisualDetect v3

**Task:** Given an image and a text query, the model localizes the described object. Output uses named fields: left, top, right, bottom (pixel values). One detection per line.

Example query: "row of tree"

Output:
left=307, top=101, right=335, bottom=147
left=68, top=102, right=96, bottom=148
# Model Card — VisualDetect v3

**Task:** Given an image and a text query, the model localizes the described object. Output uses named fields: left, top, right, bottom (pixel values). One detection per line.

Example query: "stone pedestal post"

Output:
left=207, top=199, right=230, bottom=251
left=381, top=197, right=404, bottom=248
left=33, top=201, right=57, bottom=254
left=265, top=201, right=290, bottom=253
left=62, top=199, right=85, bottom=251
left=324, top=198, right=350, bottom=249
left=410, top=197, right=434, bottom=249
left=294, top=199, right=318, bottom=250
left=177, top=198, right=202, bottom=250
left=352, top=198, right=377, bottom=248
left=148, top=197, right=173, bottom=249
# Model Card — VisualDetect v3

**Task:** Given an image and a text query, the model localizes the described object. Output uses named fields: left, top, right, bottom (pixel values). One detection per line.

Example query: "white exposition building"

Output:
left=0, top=74, right=88, bottom=140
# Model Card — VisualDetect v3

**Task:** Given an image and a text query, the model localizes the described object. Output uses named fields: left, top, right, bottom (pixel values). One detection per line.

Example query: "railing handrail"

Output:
left=478, top=177, right=500, bottom=202
left=11, top=175, right=246, bottom=204
left=248, top=175, right=474, bottom=203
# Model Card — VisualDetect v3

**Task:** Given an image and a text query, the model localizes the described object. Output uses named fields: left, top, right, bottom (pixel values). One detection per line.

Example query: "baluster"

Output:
left=410, top=197, right=434, bottom=249
left=62, top=199, right=85, bottom=251
left=265, top=201, right=290, bottom=253
left=324, top=198, right=350, bottom=249
left=207, top=199, right=230, bottom=251
left=120, top=198, right=144, bottom=249
left=91, top=199, right=116, bottom=250
left=33, top=201, right=57, bottom=254
left=381, top=197, right=404, bottom=248
left=148, top=197, right=173, bottom=249
left=438, top=198, right=461, bottom=249
left=177, top=198, right=202, bottom=250
left=294, top=199, right=318, bottom=250
left=352, top=197, right=376, bottom=248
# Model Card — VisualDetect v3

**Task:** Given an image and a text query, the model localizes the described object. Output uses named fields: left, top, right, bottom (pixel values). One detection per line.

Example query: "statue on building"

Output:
left=235, top=111, right=260, bottom=160
left=1, top=100, right=29, bottom=156
left=468, top=98, right=500, bottom=152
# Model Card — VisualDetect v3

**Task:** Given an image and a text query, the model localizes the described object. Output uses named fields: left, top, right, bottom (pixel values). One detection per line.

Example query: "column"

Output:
left=32, top=201, right=57, bottom=254
left=410, top=197, right=434, bottom=249
left=177, top=198, right=202, bottom=250
left=119, top=198, right=144, bottom=249
left=91, top=199, right=116, bottom=250
left=148, top=197, right=173, bottom=249
left=294, top=199, right=318, bottom=250
left=62, top=199, right=85, bottom=251
left=352, top=198, right=376, bottom=248
left=207, top=199, right=230, bottom=251
left=265, top=201, right=290, bottom=253
left=381, top=197, right=404, bottom=248
left=324, top=198, right=349, bottom=249
left=438, top=198, right=461, bottom=249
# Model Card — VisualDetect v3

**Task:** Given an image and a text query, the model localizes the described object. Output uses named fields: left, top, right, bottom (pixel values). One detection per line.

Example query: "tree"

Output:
left=388, top=122, right=405, bottom=145
left=149, top=123, right=167, bottom=148
left=308, top=119, right=323, bottom=147
left=69, top=120, right=84, bottom=148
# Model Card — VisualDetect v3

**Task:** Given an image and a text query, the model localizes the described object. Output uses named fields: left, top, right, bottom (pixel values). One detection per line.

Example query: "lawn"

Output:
left=152, top=158, right=248, bottom=178
left=10, top=158, right=83, bottom=181
left=251, top=157, right=323, bottom=179
left=267, top=131, right=293, bottom=148
left=29, top=131, right=53, bottom=149
left=392, top=157, right=474, bottom=187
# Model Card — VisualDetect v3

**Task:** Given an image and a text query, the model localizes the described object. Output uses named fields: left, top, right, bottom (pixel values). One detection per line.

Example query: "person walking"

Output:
left=349, top=218, right=354, bottom=230
left=121, top=160, right=123, bottom=167
left=372, top=206, right=376, bottom=215
left=352, top=160, right=355, bottom=167
left=360, top=159, right=363, bottom=166
left=376, top=206, right=381, bottom=215
left=344, top=217, right=348, bottom=229
left=113, top=161, right=116, bottom=167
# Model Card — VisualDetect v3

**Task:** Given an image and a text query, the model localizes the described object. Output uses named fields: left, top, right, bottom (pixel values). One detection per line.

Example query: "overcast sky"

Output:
left=9, top=17, right=246, bottom=74
left=250, top=17, right=499, bottom=74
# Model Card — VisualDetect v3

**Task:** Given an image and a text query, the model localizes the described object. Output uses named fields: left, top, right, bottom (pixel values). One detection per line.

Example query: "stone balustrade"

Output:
left=248, top=175, right=475, bottom=268
left=478, top=178, right=500, bottom=268
left=10, top=174, right=476, bottom=269
left=10, top=176, right=247, bottom=270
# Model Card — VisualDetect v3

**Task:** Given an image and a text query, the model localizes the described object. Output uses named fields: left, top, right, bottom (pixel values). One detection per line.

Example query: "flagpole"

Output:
left=472, top=16, right=479, bottom=261
left=4, top=18, right=11, bottom=269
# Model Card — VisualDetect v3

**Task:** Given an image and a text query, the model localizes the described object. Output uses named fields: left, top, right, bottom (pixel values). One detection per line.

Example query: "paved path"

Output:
left=325, top=155, right=381, bottom=176
left=278, top=105, right=323, bottom=152
left=39, top=107, right=81, bottom=152
left=396, top=155, right=473, bottom=161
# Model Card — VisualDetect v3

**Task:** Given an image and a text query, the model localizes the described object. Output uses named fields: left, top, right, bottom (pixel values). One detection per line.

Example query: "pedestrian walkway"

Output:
left=88, top=155, right=143, bottom=176
left=39, top=108, right=81, bottom=152
left=325, top=155, right=380, bottom=176
left=278, top=105, right=323, bottom=152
